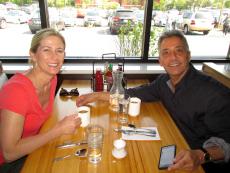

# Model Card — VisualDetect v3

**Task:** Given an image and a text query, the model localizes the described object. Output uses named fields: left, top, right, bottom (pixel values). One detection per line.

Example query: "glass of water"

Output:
left=117, top=95, right=130, bottom=124
left=87, top=124, right=104, bottom=164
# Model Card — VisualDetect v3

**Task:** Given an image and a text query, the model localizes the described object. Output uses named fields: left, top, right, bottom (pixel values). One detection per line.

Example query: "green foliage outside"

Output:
left=225, top=1, right=230, bottom=8
left=153, top=0, right=230, bottom=10
left=118, top=21, right=163, bottom=57
left=104, top=1, right=120, bottom=9
left=0, top=0, right=33, bottom=5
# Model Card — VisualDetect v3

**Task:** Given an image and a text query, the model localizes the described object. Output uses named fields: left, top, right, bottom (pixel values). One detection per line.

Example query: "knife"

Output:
left=56, top=140, right=88, bottom=149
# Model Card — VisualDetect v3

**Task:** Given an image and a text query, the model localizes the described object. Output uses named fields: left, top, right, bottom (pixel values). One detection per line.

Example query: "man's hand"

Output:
left=168, top=149, right=204, bottom=171
left=76, top=92, right=109, bottom=106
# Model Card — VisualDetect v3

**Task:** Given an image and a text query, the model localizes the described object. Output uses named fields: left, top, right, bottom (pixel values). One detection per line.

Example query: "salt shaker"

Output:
left=112, top=139, right=127, bottom=159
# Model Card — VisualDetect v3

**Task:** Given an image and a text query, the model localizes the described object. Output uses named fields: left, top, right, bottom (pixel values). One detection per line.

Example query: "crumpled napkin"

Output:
left=121, top=126, right=160, bottom=141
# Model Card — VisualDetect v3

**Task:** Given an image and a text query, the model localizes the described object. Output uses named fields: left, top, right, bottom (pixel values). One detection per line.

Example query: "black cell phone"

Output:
left=158, top=145, right=176, bottom=170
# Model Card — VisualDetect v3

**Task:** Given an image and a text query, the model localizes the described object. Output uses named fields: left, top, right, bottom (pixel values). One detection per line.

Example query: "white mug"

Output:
left=77, top=106, right=90, bottom=127
left=128, top=97, right=141, bottom=117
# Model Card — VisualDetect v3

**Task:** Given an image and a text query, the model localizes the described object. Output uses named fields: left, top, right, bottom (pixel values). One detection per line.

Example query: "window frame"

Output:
left=0, top=0, right=229, bottom=64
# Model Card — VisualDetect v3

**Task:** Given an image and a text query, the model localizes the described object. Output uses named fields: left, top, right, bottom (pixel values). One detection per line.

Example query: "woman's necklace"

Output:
left=26, top=70, right=51, bottom=93
left=34, top=81, right=51, bottom=94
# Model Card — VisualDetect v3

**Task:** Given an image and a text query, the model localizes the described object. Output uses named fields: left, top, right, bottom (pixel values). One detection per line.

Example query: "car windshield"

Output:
left=195, top=12, right=213, bottom=19
left=183, top=12, right=192, bottom=18
left=136, top=11, right=144, bottom=18
left=116, top=11, right=134, bottom=17
left=32, top=11, right=40, bottom=18
left=87, top=11, right=99, bottom=16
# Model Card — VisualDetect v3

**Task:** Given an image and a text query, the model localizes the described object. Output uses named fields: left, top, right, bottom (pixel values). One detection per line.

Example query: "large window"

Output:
left=0, top=0, right=229, bottom=61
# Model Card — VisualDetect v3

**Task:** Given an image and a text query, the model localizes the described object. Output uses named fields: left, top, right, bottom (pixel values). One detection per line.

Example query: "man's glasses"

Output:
left=59, top=88, right=79, bottom=96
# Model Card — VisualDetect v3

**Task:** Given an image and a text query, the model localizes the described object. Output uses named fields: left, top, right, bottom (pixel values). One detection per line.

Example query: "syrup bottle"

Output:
left=95, top=68, right=103, bottom=91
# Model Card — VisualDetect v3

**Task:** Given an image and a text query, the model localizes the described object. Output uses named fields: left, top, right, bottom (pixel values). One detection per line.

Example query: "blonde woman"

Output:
left=0, top=29, right=81, bottom=172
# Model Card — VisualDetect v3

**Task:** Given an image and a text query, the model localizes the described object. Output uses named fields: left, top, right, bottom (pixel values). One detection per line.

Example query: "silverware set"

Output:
left=114, top=128, right=156, bottom=137
left=54, top=148, right=87, bottom=162
left=54, top=126, right=155, bottom=162
left=54, top=141, right=88, bottom=162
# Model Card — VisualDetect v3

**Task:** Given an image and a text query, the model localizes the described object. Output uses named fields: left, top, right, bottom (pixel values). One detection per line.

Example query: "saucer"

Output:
left=112, top=149, right=127, bottom=159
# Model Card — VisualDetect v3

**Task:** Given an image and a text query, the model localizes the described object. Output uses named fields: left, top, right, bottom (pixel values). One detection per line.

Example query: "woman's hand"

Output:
left=168, top=149, right=204, bottom=171
left=54, top=114, right=81, bottom=135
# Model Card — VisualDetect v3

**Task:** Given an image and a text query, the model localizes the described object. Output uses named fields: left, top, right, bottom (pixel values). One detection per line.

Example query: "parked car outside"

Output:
left=60, top=11, right=76, bottom=27
left=135, top=10, right=144, bottom=24
left=223, top=17, right=230, bottom=35
left=0, top=7, right=7, bottom=29
left=109, top=9, right=136, bottom=34
left=99, top=9, right=110, bottom=19
left=20, top=5, right=33, bottom=15
left=0, top=16, right=7, bottom=29
left=84, top=9, right=102, bottom=27
left=4, top=2, right=18, bottom=10
left=28, top=9, right=65, bottom=34
left=176, top=11, right=214, bottom=35
left=6, top=9, right=29, bottom=24
left=77, top=8, right=85, bottom=18
left=152, top=12, right=167, bottom=27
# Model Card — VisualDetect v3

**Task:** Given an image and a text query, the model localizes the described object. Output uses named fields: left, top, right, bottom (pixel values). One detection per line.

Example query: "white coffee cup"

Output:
left=128, top=97, right=141, bottom=117
left=77, top=106, right=90, bottom=127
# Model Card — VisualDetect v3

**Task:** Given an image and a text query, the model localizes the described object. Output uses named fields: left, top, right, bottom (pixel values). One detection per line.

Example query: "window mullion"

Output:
left=38, top=0, right=50, bottom=28
left=141, top=0, right=153, bottom=61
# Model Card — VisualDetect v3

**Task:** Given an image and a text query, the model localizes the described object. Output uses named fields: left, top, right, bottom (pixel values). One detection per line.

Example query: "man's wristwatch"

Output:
left=200, top=148, right=212, bottom=163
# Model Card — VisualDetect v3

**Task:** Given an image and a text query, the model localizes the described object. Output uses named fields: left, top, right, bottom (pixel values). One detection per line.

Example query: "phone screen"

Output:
left=158, top=145, right=176, bottom=169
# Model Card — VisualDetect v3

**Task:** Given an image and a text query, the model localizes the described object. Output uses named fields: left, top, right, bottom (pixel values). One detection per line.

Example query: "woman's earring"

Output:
left=33, top=62, right=37, bottom=69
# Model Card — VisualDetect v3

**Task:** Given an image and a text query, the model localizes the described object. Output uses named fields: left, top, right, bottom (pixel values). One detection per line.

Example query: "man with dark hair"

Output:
left=76, top=30, right=230, bottom=172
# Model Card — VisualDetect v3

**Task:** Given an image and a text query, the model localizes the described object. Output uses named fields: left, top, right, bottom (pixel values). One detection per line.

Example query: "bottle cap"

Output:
left=96, top=68, right=101, bottom=72
left=109, top=64, right=113, bottom=71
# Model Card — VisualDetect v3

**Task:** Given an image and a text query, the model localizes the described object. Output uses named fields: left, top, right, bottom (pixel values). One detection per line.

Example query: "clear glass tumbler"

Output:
left=87, top=124, right=104, bottom=164
left=117, top=95, right=130, bottom=124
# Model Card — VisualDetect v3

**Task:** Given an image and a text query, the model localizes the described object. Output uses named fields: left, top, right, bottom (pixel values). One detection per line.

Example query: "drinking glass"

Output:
left=87, top=124, right=104, bottom=164
left=117, top=95, right=130, bottom=124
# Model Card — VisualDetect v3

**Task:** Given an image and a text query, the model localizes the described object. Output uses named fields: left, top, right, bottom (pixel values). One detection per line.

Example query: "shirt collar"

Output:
left=166, top=63, right=196, bottom=92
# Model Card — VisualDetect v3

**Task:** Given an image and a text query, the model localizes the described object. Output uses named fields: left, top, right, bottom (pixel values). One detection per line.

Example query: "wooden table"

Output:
left=21, top=80, right=204, bottom=173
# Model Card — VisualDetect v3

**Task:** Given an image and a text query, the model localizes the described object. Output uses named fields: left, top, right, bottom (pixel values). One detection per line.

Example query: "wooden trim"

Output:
left=202, top=62, right=230, bottom=88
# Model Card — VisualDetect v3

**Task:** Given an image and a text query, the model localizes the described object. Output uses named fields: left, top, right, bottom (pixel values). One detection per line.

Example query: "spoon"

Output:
left=53, top=148, right=87, bottom=162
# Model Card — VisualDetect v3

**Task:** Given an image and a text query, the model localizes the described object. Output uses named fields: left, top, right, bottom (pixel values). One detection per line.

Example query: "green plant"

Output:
left=117, top=22, right=162, bottom=57
left=149, top=26, right=163, bottom=57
